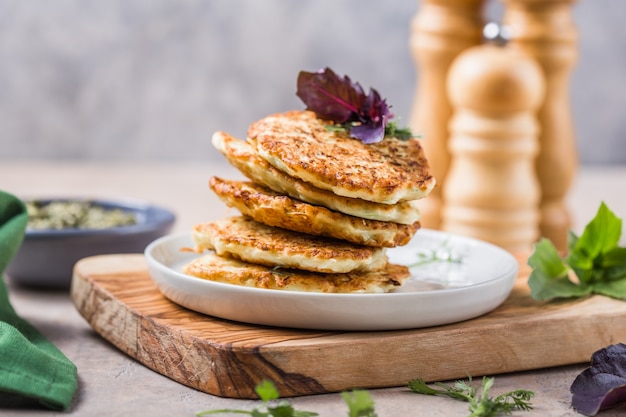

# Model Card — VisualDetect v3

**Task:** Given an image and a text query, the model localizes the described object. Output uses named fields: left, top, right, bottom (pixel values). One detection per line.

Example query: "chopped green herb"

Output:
left=324, top=124, right=348, bottom=133
left=408, top=376, right=534, bottom=417
left=384, top=121, right=416, bottom=141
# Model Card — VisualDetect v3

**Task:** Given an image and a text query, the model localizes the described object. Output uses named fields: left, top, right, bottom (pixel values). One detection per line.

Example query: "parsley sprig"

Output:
left=408, top=376, right=534, bottom=417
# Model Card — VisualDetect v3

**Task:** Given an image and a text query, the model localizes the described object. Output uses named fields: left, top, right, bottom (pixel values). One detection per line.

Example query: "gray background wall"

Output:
left=0, top=0, right=624, bottom=165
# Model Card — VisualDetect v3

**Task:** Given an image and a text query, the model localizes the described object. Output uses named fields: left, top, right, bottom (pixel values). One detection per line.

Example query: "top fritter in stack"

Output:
left=183, top=71, right=436, bottom=293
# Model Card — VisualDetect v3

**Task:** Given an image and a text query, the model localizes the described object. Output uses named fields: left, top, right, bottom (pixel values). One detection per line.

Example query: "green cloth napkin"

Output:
left=0, top=190, right=78, bottom=411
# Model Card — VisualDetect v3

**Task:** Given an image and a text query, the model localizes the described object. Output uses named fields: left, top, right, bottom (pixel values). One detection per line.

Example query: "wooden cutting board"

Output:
left=71, top=254, right=626, bottom=399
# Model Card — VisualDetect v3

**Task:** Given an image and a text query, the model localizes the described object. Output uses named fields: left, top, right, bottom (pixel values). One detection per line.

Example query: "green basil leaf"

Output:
left=528, top=239, right=591, bottom=300
left=529, top=238, right=569, bottom=277
left=572, top=202, right=622, bottom=259
left=568, top=230, right=580, bottom=253
left=601, top=247, right=626, bottom=268
left=602, top=264, right=626, bottom=282
left=528, top=268, right=592, bottom=300
left=566, top=250, right=594, bottom=283
left=590, top=278, right=626, bottom=299
left=528, top=202, right=626, bottom=302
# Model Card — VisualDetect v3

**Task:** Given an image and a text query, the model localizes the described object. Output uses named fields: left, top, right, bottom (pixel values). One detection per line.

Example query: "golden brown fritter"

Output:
left=209, top=177, right=421, bottom=248
left=212, top=131, right=421, bottom=225
left=191, top=216, right=387, bottom=273
left=182, top=252, right=410, bottom=293
left=248, top=110, right=436, bottom=204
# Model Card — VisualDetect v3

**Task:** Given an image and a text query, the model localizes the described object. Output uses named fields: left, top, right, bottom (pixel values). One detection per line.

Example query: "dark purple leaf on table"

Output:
left=571, top=343, right=626, bottom=415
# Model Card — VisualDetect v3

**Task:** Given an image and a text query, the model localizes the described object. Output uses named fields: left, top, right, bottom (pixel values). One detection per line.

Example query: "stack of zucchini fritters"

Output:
left=182, top=110, right=436, bottom=293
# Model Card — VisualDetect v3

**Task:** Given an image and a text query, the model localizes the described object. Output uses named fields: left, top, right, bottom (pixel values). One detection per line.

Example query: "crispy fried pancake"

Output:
left=191, top=216, right=387, bottom=273
left=209, top=177, right=420, bottom=247
left=182, top=253, right=410, bottom=293
left=248, top=110, right=436, bottom=204
left=212, top=131, right=420, bottom=225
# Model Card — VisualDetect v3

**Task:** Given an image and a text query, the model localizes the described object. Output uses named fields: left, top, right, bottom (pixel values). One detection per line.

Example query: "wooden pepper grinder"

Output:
left=442, top=25, right=545, bottom=253
left=408, top=0, right=485, bottom=229
left=502, top=0, right=578, bottom=253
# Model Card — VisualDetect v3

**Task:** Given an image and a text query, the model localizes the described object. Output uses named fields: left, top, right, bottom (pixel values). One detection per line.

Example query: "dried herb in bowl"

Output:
left=26, top=200, right=137, bottom=230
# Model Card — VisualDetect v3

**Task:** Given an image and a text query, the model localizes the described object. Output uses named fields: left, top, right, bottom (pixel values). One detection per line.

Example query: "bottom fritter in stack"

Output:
left=182, top=110, right=436, bottom=293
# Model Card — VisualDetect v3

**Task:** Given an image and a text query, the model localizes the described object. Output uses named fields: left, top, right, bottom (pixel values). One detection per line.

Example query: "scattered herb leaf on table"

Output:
left=196, top=380, right=379, bottom=417
left=571, top=343, right=626, bottom=416
left=196, top=380, right=317, bottom=417
left=408, top=376, right=534, bottom=417
left=341, top=390, right=378, bottom=417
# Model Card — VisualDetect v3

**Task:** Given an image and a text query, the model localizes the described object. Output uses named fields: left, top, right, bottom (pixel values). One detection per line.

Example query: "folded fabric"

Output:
left=0, top=190, right=78, bottom=411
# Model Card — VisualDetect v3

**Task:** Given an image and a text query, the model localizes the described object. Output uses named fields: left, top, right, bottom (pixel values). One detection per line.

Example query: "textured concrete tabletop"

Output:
left=2, top=161, right=626, bottom=417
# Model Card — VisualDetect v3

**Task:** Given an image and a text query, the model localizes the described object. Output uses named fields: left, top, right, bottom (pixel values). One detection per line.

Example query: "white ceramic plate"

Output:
left=145, top=230, right=518, bottom=331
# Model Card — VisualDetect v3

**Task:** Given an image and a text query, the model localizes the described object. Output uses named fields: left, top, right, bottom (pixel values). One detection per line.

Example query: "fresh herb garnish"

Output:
left=296, top=67, right=415, bottom=144
left=571, top=343, right=626, bottom=416
left=408, top=376, right=534, bottom=417
left=384, top=120, right=414, bottom=141
left=527, top=202, right=626, bottom=301
left=196, top=380, right=317, bottom=417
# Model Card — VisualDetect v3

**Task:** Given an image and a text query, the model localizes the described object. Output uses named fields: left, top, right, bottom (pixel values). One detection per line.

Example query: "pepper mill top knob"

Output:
left=447, top=43, right=545, bottom=115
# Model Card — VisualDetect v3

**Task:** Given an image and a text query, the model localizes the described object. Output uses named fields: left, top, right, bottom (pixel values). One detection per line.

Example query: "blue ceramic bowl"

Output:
left=6, top=198, right=176, bottom=288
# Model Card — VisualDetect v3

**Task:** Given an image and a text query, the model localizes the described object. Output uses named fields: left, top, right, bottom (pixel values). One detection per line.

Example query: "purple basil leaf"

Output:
left=571, top=343, right=626, bottom=415
left=350, top=123, right=385, bottom=144
left=358, top=88, right=391, bottom=125
left=571, top=375, right=626, bottom=416
left=590, top=343, right=626, bottom=376
left=296, top=68, right=365, bottom=123
left=350, top=88, right=391, bottom=144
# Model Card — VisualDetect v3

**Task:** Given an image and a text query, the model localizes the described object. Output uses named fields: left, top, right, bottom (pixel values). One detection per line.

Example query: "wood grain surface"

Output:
left=71, top=254, right=626, bottom=399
